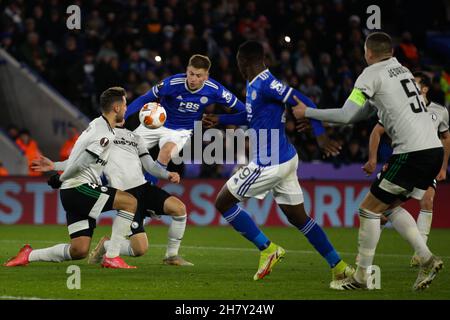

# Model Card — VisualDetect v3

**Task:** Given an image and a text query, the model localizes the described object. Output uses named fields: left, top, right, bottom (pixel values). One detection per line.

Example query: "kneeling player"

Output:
left=87, top=125, right=193, bottom=266
left=4, top=87, right=138, bottom=269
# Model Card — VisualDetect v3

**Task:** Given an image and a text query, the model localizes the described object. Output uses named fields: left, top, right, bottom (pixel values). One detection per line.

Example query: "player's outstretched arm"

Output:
left=125, top=88, right=159, bottom=119
left=281, top=88, right=325, bottom=137
left=140, top=153, right=170, bottom=180
left=292, top=88, right=376, bottom=124
left=363, top=123, right=385, bottom=176
left=31, top=155, right=56, bottom=172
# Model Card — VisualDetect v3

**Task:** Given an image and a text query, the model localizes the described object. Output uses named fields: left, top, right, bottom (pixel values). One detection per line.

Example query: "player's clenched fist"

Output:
left=168, top=172, right=180, bottom=184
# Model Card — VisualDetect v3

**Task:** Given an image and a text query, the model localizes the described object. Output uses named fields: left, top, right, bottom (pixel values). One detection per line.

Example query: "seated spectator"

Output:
left=15, top=129, right=42, bottom=176
left=59, top=124, right=80, bottom=161
left=0, top=160, right=9, bottom=176
left=396, top=31, right=419, bottom=70
left=6, top=124, right=19, bottom=141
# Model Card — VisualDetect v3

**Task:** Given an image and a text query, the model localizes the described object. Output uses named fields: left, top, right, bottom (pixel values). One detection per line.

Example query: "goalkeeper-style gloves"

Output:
left=47, top=173, right=62, bottom=189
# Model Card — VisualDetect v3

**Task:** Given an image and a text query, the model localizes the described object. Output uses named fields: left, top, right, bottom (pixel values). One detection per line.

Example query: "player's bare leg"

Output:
left=130, top=233, right=148, bottom=256
left=4, top=235, right=91, bottom=267
left=5, top=191, right=136, bottom=268
left=162, top=196, right=193, bottom=266
left=157, top=142, right=178, bottom=167
left=411, top=187, right=435, bottom=266
left=101, top=190, right=137, bottom=269
left=90, top=196, right=192, bottom=265
left=335, top=192, right=442, bottom=290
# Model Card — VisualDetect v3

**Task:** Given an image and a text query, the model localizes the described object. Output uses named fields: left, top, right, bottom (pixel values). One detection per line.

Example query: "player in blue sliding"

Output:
left=203, top=40, right=353, bottom=285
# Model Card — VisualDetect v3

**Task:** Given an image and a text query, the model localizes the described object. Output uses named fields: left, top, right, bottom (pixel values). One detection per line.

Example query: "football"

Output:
left=139, top=102, right=167, bottom=129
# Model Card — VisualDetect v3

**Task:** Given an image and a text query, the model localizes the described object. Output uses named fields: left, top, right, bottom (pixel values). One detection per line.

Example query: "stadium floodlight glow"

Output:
left=155, top=55, right=162, bottom=62
left=284, top=36, right=291, bottom=43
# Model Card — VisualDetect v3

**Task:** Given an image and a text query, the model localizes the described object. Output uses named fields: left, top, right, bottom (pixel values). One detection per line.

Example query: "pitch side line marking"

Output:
left=0, top=295, right=56, bottom=300
left=1, top=240, right=449, bottom=259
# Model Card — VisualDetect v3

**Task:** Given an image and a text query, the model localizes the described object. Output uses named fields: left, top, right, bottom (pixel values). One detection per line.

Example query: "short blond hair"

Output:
left=188, top=54, right=211, bottom=71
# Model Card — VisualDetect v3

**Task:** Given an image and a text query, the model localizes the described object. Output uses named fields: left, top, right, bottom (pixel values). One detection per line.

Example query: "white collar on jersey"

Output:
left=249, top=69, right=269, bottom=86
left=184, top=79, right=205, bottom=94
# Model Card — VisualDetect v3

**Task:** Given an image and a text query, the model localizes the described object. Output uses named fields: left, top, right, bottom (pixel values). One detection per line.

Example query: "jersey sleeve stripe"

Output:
left=139, top=153, right=150, bottom=158
left=152, top=86, right=159, bottom=97
left=282, top=87, right=293, bottom=103
left=229, top=97, right=238, bottom=108
left=85, top=149, right=100, bottom=159
left=205, top=81, right=219, bottom=89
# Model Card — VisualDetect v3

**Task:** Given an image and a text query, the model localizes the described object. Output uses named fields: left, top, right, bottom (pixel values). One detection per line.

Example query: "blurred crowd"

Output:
left=1, top=0, right=449, bottom=177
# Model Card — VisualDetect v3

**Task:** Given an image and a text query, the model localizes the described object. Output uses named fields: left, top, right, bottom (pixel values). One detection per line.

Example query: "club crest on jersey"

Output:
left=200, top=96, right=208, bottom=104
left=431, top=113, right=437, bottom=121
left=251, top=90, right=257, bottom=100
left=270, top=80, right=286, bottom=95
left=100, top=137, right=109, bottom=147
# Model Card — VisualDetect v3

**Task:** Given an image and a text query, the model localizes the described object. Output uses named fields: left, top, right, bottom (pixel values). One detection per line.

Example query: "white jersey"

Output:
left=427, top=102, right=449, bottom=134
left=104, top=127, right=148, bottom=190
left=355, top=57, right=442, bottom=154
left=61, top=116, right=115, bottom=189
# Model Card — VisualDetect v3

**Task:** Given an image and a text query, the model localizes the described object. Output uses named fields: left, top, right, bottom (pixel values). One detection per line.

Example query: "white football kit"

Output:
left=61, top=116, right=115, bottom=189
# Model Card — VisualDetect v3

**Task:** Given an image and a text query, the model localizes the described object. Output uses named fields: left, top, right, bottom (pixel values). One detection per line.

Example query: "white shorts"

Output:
left=226, top=154, right=304, bottom=205
left=134, top=124, right=192, bottom=153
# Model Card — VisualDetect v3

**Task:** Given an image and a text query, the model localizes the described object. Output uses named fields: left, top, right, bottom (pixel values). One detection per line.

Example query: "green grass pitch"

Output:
left=0, top=225, right=449, bottom=300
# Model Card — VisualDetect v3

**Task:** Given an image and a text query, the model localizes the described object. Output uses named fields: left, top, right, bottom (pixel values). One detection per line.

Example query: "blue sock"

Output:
left=298, top=216, right=341, bottom=268
left=222, top=205, right=270, bottom=250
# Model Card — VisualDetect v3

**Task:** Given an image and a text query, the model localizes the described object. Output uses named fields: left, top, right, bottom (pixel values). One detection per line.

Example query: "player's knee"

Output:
left=173, top=202, right=186, bottom=217
left=420, top=196, right=433, bottom=211
left=164, top=197, right=186, bottom=217
left=70, top=246, right=89, bottom=260
left=158, top=148, right=172, bottom=164
left=214, top=193, right=230, bottom=214
left=132, top=243, right=148, bottom=257
left=214, top=195, right=226, bottom=214
left=122, top=193, right=137, bottom=213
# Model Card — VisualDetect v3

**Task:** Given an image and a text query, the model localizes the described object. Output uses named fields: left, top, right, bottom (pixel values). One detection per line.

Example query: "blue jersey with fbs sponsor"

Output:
left=246, top=69, right=325, bottom=165
left=125, top=73, right=245, bottom=130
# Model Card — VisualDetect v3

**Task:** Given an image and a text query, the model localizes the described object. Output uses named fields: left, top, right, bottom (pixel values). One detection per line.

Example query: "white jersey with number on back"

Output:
left=61, top=116, right=115, bottom=189
left=104, top=127, right=148, bottom=190
left=427, top=102, right=449, bottom=134
left=355, top=57, right=442, bottom=154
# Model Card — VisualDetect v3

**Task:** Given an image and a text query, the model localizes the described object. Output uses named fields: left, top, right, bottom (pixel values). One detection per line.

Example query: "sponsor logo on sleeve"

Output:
left=270, top=80, right=287, bottom=95
left=222, top=89, right=233, bottom=103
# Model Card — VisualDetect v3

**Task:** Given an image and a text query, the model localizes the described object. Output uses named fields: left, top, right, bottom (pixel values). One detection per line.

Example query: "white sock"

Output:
left=355, top=209, right=381, bottom=283
left=29, top=244, right=71, bottom=262
left=165, top=215, right=187, bottom=258
left=104, top=239, right=135, bottom=256
left=105, top=210, right=134, bottom=258
left=387, top=207, right=432, bottom=263
left=416, top=210, right=432, bottom=243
